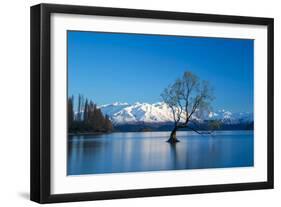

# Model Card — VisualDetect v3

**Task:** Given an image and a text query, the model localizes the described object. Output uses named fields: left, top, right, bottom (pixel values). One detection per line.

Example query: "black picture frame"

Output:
left=30, top=3, right=274, bottom=204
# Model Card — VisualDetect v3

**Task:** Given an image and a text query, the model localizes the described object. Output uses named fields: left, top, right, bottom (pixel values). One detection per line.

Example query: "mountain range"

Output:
left=99, top=102, right=253, bottom=126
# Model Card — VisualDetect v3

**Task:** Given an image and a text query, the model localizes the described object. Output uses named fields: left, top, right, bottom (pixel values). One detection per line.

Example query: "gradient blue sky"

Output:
left=68, top=31, right=254, bottom=113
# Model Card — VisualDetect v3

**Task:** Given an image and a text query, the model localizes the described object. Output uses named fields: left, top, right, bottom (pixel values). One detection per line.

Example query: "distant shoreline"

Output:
left=68, top=128, right=254, bottom=136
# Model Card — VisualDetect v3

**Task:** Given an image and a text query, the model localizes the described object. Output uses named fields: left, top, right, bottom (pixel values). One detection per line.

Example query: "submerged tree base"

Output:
left=167, top=129, right=180, bottom=143
left=166, top=137, right=180, bottom=143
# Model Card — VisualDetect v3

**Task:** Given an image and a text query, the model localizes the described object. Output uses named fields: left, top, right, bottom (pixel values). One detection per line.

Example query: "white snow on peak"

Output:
left=100, top=102, right=179, bottom=124
left=99, top=102, right=253, bottom=125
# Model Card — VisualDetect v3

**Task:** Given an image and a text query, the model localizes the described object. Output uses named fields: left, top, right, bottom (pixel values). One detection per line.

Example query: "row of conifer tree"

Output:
left=68, top=94, right=113, bottom=133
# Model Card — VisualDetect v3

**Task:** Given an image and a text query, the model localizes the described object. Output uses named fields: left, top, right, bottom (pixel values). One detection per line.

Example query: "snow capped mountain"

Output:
left=100, top=102, right=130, bottom=116
left=207, top=109, right=253, bottom=124
left=99, top=102, right=253, bottom=125
left=100, top=102, right=177, bottom=124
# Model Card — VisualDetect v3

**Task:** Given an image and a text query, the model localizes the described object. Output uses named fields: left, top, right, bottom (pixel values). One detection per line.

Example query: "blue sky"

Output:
left=68, top=31, right=253, bottom=113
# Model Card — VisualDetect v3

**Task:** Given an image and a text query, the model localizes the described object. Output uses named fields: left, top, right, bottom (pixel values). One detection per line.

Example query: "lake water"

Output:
left=67, top=130, right=253, bottom=175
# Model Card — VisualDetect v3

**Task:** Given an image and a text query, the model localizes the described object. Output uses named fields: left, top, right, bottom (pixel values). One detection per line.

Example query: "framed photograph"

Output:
left=30, top=3, right=274, bottom=203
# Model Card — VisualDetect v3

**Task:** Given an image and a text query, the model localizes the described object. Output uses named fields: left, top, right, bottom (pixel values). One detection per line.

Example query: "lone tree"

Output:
left=161, top=71, right=214, bottom=143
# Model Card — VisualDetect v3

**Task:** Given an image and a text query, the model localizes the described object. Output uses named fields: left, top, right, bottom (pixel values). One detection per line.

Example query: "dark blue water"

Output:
left=67, top=131, right=253, bottom=175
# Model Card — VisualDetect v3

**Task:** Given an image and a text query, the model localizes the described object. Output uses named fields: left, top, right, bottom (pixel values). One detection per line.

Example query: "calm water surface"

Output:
left=67, top=131, right=253, bottom=175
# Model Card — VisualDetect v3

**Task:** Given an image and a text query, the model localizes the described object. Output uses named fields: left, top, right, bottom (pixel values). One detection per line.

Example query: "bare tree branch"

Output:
left=187, top=125, right=213, bottom=136
left=161, top=70, right=214, bottom=142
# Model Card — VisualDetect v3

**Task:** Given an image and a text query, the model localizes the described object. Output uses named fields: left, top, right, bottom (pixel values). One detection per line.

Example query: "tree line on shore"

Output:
left=68, top=94, right=113, bottom=134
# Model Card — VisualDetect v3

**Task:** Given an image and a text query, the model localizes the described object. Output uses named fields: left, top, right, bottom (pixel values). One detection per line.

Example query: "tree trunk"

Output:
left=167, top=125, right=180, bottom=143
